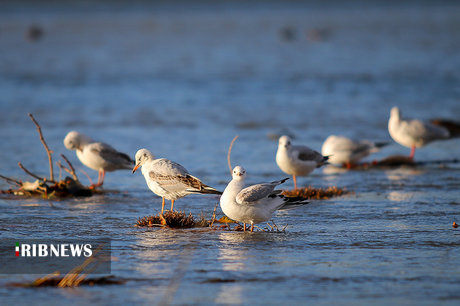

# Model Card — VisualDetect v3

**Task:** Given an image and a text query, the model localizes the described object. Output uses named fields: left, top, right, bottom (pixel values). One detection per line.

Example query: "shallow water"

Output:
left=1, top=1, right=460, bottom=304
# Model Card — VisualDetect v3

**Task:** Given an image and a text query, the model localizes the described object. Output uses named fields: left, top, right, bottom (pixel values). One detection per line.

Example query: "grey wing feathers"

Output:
left=295, top=145, right=327, bottom=163
left=149, top=160, right=222, bottom=195
left=91, top=142, right=133, bottom=166
left=236, top=178, right=289, bottom=204
left=405, top=119, right=449, bottom=141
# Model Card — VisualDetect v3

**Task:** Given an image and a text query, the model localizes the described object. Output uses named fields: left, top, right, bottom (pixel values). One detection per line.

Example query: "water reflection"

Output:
left=213, top=232, right=250, bottom=304
left=387, top=191, right=415, bottom=202
left=217, top=232, right=249, bottom=271
left=385, top=168, right=424, bottom=181
left=322, top=165, right=348, bottom=176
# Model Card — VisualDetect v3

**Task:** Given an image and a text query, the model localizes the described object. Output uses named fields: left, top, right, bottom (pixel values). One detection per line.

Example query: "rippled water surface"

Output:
left=1, top=1, right=460, bottom=304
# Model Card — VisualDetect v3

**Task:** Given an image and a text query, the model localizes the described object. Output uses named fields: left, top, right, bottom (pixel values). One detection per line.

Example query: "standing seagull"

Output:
left=388, top=107, right=450, bottom=159
left=321, top=135, right=388, bottom=168
left=64, top=131, right=133, bottom=187
left=276, top=135, right=328, bottom=189
left=220, top=166, right=309, bottom=232
left=132, top=148, right=222, bottom=214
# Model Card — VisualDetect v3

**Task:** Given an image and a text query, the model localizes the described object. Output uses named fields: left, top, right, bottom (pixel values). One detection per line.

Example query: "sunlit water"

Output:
left=1, top=1, right=460, bottom=304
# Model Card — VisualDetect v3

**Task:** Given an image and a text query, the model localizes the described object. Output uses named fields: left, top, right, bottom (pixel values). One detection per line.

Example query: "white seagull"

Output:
left=321, top=135, right=388, bottom=168
left=132, top=148, right=221, bottom=214
left=388, top=107, right=450, bottom=159
left=220, top=166, right=309, bottom=232
left=63, top=131, right=133, bottom=187
left=276, top=135, right=328, bottom=189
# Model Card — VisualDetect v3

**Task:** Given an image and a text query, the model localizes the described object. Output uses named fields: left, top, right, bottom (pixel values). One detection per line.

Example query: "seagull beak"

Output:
left=132, top=164, right=140, bottom=174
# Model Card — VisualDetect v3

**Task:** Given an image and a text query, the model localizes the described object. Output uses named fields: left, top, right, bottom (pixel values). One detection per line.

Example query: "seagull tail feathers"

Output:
left=186, top=184, right=223, bottom=195
left=277, top=196, right=309, bottom=210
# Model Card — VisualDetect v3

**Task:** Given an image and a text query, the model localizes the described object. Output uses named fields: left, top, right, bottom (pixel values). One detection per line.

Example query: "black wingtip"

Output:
left=375, top=142, right=390, bottom=148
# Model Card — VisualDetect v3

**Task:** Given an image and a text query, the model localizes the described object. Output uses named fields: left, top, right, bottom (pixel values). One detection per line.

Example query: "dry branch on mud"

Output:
left=0, top=113, right=95, bottom=199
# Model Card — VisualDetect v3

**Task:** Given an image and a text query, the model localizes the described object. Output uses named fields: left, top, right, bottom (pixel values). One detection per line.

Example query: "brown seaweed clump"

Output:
left=137, top=211, right=201, bottom=228
left=282, top=186, right=349, bottom=200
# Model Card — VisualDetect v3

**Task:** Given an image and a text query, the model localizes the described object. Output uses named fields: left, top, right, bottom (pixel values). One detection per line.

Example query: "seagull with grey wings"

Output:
left=64, top=131, right=133, bottom=187
left=276, top=135, right=329, bottom=189
left=132, top=148, right=221, bottom=214
left=220, top=166, right=309, bottom=232
left=388, top=106, right=451, bottom=159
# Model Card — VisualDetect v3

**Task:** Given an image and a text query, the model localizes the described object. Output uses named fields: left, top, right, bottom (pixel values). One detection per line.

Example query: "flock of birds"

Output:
left=63, top=107, right=458, bottom=231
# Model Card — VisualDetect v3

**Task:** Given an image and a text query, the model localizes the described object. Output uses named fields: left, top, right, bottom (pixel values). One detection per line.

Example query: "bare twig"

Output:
left=0, top=174, right=22, bottom=186
left=227, top=135, right=239, bottom=175
left=28, top=113, right=54, bottom=181
left=18, top=162, right=50, bottom=182
left=209, top=203, right=218, bottom=228
left=60, top=154, right=78, bottom=180
left=56, top=161, right=73, bottom=181
left=56, top=161, right=62, bottom=182
left=32, top=271, right=60, bottom=287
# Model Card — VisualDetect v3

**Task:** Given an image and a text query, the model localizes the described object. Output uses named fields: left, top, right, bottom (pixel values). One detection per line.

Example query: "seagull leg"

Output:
left=409, top=145, right=416, bottom=159
left=100, top=170, right=105, bottom=185
left=170, top=199, right=175, bottom=211
left=93, top=170, right=105, bottom=187
left=293, top=175, right=297, bottom=190
left=160, top=197, right=165, bottom=215
left=250, top=223, right=254, bottom=232
left=243, top=223, right=246, bottom=232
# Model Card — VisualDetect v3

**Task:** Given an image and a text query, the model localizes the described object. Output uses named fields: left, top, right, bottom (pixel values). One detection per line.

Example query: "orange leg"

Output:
left=160, top=197, right=165, bottom=215
left=170, top=199, right=175, bottom=211
left=250, top=223, right=254, bottom=232
left=243, top=223, right=246, bottom=232
left=293, top=175, right=297, bottom=190
left=95, top=170, right=105, bottom=187
left=409, top=145, right=416, bottom=159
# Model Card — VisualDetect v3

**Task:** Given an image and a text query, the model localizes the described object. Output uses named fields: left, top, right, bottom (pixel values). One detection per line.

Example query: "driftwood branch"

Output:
left=18, top=162, right=49, bottom=182
left=28, top=113, right=54, bottom=181
left=227, top=135, right=239, bottom=175
left=60, top=154, right=78, bottom=180
left=0, top=174, right=22, bottom=186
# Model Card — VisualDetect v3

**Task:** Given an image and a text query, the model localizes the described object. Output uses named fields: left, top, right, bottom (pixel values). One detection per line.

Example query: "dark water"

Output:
left=1, top=1, right=460, bottom=304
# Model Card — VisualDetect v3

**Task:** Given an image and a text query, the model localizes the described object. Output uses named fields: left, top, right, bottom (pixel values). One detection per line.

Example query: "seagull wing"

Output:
left=89, top=142, right=133, bottom=167
left=294, top=145, right=328, bottom=165
left=236, top=178, right=288, bottom=205
left=403, top=119, right=449, bottom=142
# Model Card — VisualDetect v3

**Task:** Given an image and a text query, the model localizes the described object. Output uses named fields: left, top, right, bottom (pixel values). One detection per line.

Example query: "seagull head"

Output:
left=133, top=148, right=154, bottom=173
left=63, top=131, right=90, bottom=151
left=390, top=106, right=401, bottom=120
left=278, top=135, right=292, bottom=150
left=232, top=166, right=246, bottom=180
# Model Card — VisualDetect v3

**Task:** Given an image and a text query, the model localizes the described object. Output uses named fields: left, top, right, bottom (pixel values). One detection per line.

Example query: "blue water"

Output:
left=1, top=1, right=460, bottom=304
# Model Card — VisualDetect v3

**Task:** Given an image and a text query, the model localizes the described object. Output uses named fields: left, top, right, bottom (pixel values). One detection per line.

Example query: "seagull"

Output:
left=388, top=107, right=450, bottom=159
left=276, top=135, right=328, bottom=189
left=321, top=135, right=388, bottom=168
left=220, top=166, right=309, bottom=232
left=63, top=131, right=133, bottom=187
left=132, top=148, right=222, bottom=214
